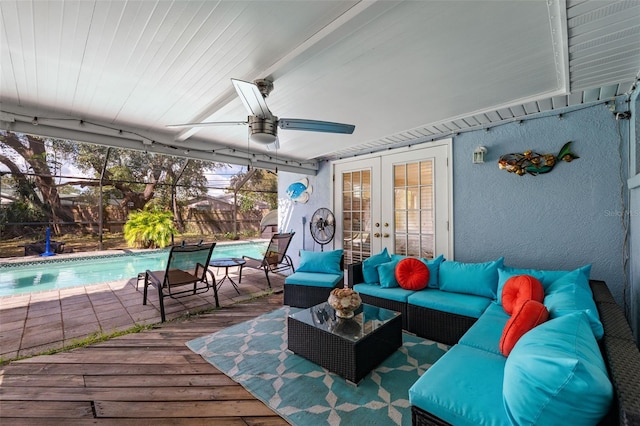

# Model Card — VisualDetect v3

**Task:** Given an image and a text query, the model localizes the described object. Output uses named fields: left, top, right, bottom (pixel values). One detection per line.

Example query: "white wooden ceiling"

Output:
left=1, top=0, right=639, bottom=174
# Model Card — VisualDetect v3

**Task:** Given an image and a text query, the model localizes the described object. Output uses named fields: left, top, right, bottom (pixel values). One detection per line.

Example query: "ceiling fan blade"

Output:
left=278, top=118, right=355, bottom=134
left=167, top=121, right=247, bottom=128
left=232, top=79, right=272, bottom=119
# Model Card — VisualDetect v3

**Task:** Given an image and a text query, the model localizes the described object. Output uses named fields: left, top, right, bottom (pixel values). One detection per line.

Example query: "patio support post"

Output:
left=98, top=148, right=111, bottom=250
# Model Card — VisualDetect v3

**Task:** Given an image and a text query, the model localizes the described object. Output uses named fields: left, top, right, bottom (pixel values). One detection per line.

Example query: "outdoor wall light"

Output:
left=473, top=146, right=487, bottom=164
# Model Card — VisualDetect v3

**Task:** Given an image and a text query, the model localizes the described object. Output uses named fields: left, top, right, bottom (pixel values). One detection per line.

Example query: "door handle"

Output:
left=374, top=232, right=381, bottom=238
left=383, top=233, right=389, bottom=238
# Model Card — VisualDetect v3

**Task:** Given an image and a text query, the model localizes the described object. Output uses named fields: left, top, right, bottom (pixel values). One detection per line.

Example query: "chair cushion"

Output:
left=285, top=272, right=343, bottom=288
left=499, top=299, right=548, bottom=356
left=439, top=257, right=504, bottom=299
left=409, top=344, right=509, bottom=426
left=503, top=312, right=613, bottom=425
left=353, top=283, right=416, bottom=303
left=459, top=303, right=510, bottom=355
left=501, top=274, right=544, bottom=315
left=297, top=249, right=343, bottom=274
left=396, top=257, right=430, bottom=290
left=362, top=248, right=391, bottom=283
left=407, top=289, right=491, bottom=319
left=544, top=268, right=603, bottom=339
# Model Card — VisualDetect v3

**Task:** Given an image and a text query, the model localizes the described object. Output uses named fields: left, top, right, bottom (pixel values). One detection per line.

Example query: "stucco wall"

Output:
left=453, top=102, right=627, bottom=306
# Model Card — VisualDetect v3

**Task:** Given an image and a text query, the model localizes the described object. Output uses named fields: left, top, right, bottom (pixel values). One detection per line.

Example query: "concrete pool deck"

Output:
left=0, top=260, right=284, bottom=362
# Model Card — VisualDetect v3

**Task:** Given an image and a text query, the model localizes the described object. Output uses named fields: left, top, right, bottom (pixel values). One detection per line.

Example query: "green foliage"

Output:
left=124, top=208, right=176, bottom=248
left=229, top=169, right=278, bottom=212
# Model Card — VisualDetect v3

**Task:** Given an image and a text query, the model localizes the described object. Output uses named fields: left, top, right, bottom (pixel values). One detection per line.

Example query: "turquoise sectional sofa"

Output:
left=347, top=253, right=640, bottom=425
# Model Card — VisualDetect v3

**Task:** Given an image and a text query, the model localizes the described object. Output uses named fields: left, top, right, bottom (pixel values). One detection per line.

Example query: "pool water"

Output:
left=0, top=241, right=268, bottom=297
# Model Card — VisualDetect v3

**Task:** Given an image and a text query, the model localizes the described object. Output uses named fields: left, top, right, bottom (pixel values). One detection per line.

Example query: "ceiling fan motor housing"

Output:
left=249, top=115, right=278, bottom=144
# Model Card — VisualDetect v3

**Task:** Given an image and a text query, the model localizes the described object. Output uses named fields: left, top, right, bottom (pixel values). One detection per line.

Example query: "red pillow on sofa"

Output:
left=395, top=258, right=430, bottom=290
left=499, top=299, right=549, bottom=356
left=502, top=274, right=544, bottom=315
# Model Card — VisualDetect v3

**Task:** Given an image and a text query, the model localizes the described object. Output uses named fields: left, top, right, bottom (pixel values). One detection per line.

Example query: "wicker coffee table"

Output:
left=287, top=302, right=402, bottom=384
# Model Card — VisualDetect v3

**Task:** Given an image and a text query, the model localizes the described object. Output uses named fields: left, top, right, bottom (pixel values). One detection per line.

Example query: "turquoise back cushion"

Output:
left=377, top=258, right=401, bottom=288
left=503, top=312, right=612, bottom=425
left=496, top=264, right=592, bottom=305
left=438, top=258, right=504, bottom=299
left=296, top=249, right=343, bottom=274
left=362, top=248, right=391, bottom=283
left=544, top=268, right=603, bottom=339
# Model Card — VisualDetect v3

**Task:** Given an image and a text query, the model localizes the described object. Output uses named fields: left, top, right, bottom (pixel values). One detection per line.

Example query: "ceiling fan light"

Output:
left=250, top=131, right=277, bottom=144
left=249, top=116, right=278, bottom=144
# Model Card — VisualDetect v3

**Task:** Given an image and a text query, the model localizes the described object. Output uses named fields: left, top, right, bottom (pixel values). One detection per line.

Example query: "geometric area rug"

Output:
left=186, top=306, right=448, bottom=425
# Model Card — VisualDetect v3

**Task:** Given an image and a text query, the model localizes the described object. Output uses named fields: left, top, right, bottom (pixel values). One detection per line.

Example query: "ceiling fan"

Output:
left=168, top=79, right=355, bottom=145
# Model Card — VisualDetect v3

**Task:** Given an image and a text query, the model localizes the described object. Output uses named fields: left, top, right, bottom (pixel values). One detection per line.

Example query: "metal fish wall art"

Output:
left=498, top=141, right=579, bottom=176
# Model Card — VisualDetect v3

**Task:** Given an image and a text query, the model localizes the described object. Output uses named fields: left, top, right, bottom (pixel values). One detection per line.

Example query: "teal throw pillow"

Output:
left=497, top=264, right=592, bottom=305
left=438, top=257, right=504, bottom=299
left=503, top=312, right=612, bottom=425
left=362, top=248, right=391, bottom=284
left=297, top=249, right=343, bottom=275
left=423, top=254, right=445, bottom=288
left=377, top=258, right=401, bottom=288
left=544, top=268, right=603, bottom=339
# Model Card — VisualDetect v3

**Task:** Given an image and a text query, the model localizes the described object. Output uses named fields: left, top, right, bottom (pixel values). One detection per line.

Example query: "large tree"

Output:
left=0, top=131, right=74, bottom=233
left=1, top=131, right=222, bottom=234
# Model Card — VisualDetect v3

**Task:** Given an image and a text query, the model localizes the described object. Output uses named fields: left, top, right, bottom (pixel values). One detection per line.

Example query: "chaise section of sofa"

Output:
left=410, top=280, right=640, bottom=426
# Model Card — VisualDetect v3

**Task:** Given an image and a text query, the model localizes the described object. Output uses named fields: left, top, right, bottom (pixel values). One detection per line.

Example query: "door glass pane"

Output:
left=394, top=165, right=405, bottom=187
left=393, top=158, right=435, bottom=260
left=342, top=168, right=372, bottom=265
left=407, top=163, right=419, bottom=186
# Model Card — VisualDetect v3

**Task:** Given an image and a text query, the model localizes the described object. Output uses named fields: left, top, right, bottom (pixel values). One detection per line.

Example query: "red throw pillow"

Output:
left=395, top=258, right=430, bottom=290
left=499, top=300, right=549, bottom=356
left=502, top=274, right=544, bottom=315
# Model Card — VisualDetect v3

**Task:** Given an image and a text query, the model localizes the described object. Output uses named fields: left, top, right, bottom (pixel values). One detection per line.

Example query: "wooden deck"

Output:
left=0, top=293, right=289, bottom=425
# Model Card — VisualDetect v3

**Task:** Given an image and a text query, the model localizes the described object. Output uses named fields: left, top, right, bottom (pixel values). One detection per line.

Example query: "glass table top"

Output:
left=289, top=302, right=401, bottom=343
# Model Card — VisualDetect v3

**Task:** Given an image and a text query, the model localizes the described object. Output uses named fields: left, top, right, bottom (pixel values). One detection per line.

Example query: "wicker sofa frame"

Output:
left=284, top=284, right=340, bottom=308
left=348, top=261, right=640, bottom=425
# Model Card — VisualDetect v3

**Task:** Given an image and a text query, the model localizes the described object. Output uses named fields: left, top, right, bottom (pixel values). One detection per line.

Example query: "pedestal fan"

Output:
left=309, top=208, right=335, bottom=251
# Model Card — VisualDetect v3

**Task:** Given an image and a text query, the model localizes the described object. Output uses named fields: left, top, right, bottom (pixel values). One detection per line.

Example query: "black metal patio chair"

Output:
left=242, top=232, right=295, bottom=289
left=143, top=241, right=216, bottom=322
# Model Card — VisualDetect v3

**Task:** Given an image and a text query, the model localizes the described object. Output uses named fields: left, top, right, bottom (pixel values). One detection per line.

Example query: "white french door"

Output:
left=333, top=141, right=452, bottom=264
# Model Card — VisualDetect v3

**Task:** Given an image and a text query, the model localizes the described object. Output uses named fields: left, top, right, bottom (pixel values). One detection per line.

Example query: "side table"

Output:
left=209, top=257, right=246, bottom=295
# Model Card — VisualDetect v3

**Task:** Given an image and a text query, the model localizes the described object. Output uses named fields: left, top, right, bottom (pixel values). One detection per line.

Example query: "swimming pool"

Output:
left=0, top=241, right=268, bottom=297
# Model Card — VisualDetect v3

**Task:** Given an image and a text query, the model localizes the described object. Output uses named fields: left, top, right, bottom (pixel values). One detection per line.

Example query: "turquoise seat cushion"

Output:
left=362, top=248, right=391, bottom=283
left=284, top=272, right=343, bottom=288
left=458, top=302, right=510, bottom=355
left=496, top=264, right=592, bottom=305
left=407, top=289, right=491, bottom=319
left=438, top=257, right=504, bottom=299
left=296, top=249, right=343, bottom=274
left=503, top=312, right=612, bottom=425
left=353, top=283, right=416, bottom=303
left=409, top=344, right=509, bottom=426
left=385, top=254, right=445, bottom=288
left=544, top=268, right=603, bottom=339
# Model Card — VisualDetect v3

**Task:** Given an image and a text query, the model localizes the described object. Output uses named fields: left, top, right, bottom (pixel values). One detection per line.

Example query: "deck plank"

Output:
left=0, top=293, right=289, bottom=423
